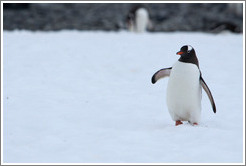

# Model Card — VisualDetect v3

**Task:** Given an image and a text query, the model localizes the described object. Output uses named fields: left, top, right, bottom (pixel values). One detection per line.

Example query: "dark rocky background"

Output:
left=3, top=3, right=243, bottom=33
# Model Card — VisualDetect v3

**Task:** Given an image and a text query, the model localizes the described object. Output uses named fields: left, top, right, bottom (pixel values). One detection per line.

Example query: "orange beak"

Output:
left=176, top=51, right=184, bottom=55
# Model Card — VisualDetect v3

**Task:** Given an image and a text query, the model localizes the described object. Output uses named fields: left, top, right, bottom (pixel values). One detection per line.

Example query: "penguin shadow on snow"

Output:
left=152, top=121, right=210, bottom=130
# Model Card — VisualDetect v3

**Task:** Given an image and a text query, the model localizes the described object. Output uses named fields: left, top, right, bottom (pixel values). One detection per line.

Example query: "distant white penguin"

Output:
left=127, top=6, right=150, bottom=33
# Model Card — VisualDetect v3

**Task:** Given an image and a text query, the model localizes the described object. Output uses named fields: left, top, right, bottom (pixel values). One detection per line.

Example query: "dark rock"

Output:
left=3, top=3, right=30, bottom=10
left=3, top=3, right=243, bottom=33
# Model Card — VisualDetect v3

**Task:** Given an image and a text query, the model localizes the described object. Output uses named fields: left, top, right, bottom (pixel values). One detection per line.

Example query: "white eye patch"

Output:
left=187, top=45, right=193, bottom=52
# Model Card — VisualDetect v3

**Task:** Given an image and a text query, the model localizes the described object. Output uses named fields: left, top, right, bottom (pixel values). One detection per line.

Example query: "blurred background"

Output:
left=3, top=3, right=244, bottom=163
left=3, top=3, right=243, bottom=33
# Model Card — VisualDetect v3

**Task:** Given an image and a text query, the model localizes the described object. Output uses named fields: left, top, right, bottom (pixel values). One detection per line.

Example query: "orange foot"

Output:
left=175, top=120, right=183, bottom=126
left=193, top=122, right=198, bottom=126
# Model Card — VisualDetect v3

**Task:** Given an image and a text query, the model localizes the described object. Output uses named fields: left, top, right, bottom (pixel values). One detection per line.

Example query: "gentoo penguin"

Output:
left=126, top=6, right=150, bottom=33
left=151, top=45, right=216, bottom=126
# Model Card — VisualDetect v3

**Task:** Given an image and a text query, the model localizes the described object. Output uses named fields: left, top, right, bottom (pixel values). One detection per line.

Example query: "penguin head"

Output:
left=176, top=45, right=195, bottom=57
left=176, top=45, right=199, bottom=67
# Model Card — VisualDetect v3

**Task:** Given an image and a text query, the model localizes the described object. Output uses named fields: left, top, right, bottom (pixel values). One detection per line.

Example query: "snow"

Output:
left=2, top=30, right=244, bottom=164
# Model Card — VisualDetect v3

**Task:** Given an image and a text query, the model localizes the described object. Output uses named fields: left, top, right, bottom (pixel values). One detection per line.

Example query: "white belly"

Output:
left=166, top=61, right=202, bottom=123
left=135, top=8, right=149, bottom=32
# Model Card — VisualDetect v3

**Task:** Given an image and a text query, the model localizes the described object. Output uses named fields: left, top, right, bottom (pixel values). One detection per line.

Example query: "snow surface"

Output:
left=2, top=30, right=244, bottom=164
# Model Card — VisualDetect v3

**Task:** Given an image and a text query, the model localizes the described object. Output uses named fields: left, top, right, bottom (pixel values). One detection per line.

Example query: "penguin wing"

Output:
left=200, top=76, right=216, bottom=113
left=151, top=67, right=172, bottom=84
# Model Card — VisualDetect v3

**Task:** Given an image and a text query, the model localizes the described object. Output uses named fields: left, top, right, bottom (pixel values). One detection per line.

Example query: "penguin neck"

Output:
left=178, top=55, right=199, bottom=68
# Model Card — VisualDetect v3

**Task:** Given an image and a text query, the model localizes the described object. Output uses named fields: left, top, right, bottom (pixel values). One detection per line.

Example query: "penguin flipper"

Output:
left=151, top=67, right=172, bottom=84
left=200, top=76, right=216, bottom=113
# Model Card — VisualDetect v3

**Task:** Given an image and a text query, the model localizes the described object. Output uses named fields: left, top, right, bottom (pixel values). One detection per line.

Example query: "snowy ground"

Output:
left=2, top=30, right=244, bottom=164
